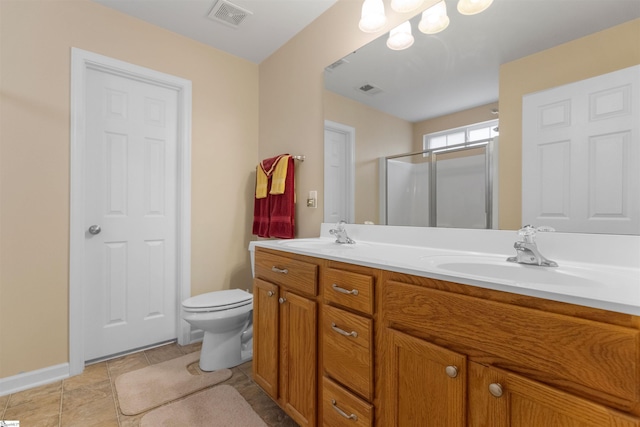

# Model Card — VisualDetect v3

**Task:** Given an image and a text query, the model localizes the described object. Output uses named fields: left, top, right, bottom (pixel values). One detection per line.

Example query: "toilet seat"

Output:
left=182, top=289, right=253, bottom=313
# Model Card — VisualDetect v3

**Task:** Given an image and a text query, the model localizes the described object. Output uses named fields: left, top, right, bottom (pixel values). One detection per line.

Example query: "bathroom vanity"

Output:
left=250, top=224, right=640, bottom=426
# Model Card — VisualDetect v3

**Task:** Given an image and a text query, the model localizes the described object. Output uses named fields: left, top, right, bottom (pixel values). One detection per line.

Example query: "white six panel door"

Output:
left=324, top=126, right=350, bottom=224
left=522, top=65, right=640, bottom=234
left=84, top=67, right=178, bottom=361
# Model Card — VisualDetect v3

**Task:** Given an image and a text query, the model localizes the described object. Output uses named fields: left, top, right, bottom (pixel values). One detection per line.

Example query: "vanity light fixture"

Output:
left=418, top=1, right=450, bottom=34
left=387, top=21, right=415, bottom=50
left=457, top=0, right=494, bottom=15
left=391, top=0, right=424, bottom=14
left=359, top=0, right=387, bottom=33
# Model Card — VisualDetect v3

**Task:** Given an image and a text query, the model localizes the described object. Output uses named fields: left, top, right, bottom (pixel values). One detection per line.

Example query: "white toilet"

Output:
left=181, top=289, right=253, bottom=371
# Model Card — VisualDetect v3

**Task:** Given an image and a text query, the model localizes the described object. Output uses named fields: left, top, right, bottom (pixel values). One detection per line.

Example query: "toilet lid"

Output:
left=182, top=289, right=253, bottom=311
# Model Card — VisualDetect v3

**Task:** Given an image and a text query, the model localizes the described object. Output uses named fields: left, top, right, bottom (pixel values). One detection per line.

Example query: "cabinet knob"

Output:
left=278, top=297, right=286, bottom=304
left=267, top=290, right=274, bottom=297
left=445, top=365, right=458, bottom=378
left=489, top=383, right=503, bottom=398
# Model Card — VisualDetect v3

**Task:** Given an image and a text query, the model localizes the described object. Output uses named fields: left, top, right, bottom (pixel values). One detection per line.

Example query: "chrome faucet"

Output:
left=329, top=220, right=355, bottom=244
left=506, top=225, right=558, bottom=267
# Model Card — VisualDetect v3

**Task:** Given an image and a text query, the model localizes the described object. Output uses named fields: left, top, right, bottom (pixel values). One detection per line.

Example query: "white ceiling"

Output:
left=325, top=0, right=640, bottom=122
left=92, top=0, right=640, bottom=122
left=91, top=0, right=338, bottom=64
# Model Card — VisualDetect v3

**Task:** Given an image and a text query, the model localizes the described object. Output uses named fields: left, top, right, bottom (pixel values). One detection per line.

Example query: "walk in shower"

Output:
left=381, top=138, right=497, bottom=229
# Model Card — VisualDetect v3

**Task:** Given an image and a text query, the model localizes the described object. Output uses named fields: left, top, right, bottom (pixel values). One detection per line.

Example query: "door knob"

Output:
left=88, top=225, right=102, bottom=235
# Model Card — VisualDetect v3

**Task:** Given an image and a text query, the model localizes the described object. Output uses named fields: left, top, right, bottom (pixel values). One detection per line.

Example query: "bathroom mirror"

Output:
left=323, top=0, right=640, bottom=234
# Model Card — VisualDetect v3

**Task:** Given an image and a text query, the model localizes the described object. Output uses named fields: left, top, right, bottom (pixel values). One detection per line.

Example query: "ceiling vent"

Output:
left=325, top=58, right=349, bottom=72
left=207, top=0, right=253, bottom=28
left=356, top=83, right=383, bottom=95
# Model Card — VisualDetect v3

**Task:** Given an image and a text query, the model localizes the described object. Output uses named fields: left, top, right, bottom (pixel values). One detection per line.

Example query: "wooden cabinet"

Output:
left=253, top=247, right=640, bottom=427
left=378, top=272, right=640, bottom=427
left=253, top=248, right=319, bottom=427
left=468, top=361, right=640, bottom=427
left=253, top=278, right=279, bottom=398
left=321, top=263, right=377, bottom=427
left=384, top=328, right=466, bottom=426
left=322, top=376, right=373, bottom=427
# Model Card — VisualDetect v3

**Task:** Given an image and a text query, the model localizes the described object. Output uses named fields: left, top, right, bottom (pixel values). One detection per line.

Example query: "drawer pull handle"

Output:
left=332, top=284, right=359, bottom=296
left=271, top=266, right=288, bottom=274
left=489, top=383, right=503, bottom=398
left=331, top=322, right=358, bottom=338
left=331, top=399, right=358, bottom=421
left=445, top=365, right=458, bottom=378
left=267, top=290, right=274, bottom=297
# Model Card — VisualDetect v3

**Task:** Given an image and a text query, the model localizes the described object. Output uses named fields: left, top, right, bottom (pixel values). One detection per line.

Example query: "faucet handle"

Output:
left=517, top=224, right=537, bottom=236
left=517, top=225, right=555, bottom=244
left=518, top=225, right=555, bottom=236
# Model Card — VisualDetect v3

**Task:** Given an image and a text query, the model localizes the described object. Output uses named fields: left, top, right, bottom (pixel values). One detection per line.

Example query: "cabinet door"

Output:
left=253, top=278, right=279, bottom=399
left=280, top=290, right=317, bottom=427
left=384, top=329, right=466, bottom=427
left=468, top=362, right=640, bottom=427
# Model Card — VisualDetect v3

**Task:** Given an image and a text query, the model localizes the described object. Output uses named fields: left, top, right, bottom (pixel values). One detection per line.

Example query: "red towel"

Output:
left=252, top=155, right=295, bottom=238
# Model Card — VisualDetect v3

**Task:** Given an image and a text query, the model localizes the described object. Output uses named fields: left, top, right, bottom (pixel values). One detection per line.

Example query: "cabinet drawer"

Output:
left=323, top=305, right=373, bottom=400
left=322, top=377, right=373, bottom=427
left=384, top=280, right=640, bottom=406
left=323, top=267, right=374, bottom=314
left=255, top=250, right=318, bottom=296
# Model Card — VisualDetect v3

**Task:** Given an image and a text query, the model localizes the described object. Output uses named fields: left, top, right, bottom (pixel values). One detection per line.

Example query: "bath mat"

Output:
left=115, top=352, right=232, bottom=415
left=140, top=384, right=267, bottom=427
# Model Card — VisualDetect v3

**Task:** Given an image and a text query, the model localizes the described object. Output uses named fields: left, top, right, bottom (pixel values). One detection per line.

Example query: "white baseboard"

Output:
left=1, top=331, right=204, bottom=397
left=0, top=363, right=70, bottom=396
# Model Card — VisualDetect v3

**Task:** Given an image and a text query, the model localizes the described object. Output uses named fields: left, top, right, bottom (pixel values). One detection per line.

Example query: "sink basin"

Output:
left=420, top=255, right=608, bottom=287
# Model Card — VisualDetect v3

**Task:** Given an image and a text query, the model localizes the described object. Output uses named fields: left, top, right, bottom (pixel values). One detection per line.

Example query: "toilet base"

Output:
left=198, top=330, right=253, bottom=372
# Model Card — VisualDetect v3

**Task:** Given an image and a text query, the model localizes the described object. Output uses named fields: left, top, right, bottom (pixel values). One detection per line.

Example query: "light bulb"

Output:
left=359, top=0, right=387, bottom=33
left=418, top=1, right=450, bottom=34
left=457, top=0, right=494, bottom=15
left=390, top=0, right=424, bottom=14
left=387, top=21, right=414, bottom=51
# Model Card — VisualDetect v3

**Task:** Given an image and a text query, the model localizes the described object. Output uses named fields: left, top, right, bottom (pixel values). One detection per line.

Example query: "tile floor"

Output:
left=0, top=342, right=298, bottom=427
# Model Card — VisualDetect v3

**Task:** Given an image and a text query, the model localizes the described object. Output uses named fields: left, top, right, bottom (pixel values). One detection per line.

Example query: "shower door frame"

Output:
left=384, top=138, right=494, bottom=229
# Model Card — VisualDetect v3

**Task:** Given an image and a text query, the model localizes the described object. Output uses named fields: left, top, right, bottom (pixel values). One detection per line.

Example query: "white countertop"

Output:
left=250, top=224, right=640, bottom=316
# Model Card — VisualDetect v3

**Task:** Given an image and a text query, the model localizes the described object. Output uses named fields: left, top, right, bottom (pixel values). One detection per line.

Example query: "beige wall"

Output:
left=498, top=18, right=640, bottom=230
left=324, top=91, right=413, bottom=224
left=258, top=0, right=439, bottom=237
left=0, top=0, right=258, bottom=377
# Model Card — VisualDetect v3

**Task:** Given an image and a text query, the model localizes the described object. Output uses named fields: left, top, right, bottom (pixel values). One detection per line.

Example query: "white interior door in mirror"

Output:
left=324, top=121, right=354, bottom=224
left=522, top=65, right=640, bottom=235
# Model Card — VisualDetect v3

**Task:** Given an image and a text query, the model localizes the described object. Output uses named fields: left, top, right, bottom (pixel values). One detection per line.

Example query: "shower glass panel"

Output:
left=384, top=141, right=493, bottom=228
left=386, top=153, right=431, bottom=227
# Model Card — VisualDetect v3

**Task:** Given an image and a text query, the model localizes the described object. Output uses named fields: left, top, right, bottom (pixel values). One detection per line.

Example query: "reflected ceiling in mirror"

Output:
left=325, top=0, right=640, bottom=123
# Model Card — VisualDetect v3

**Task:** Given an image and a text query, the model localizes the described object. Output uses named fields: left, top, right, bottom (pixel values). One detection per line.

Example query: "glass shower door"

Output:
left=384, top=141, right=493, bottom=229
